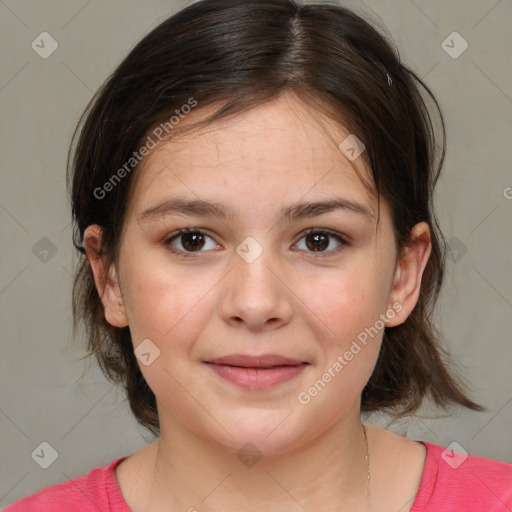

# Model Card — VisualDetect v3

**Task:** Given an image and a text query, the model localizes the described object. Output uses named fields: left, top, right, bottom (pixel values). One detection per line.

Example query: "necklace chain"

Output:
left=363, top=423, right=372, bottom=508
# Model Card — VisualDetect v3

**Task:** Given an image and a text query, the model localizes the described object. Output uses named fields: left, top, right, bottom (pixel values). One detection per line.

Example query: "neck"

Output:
left=145, top=405, right=372, bottom=512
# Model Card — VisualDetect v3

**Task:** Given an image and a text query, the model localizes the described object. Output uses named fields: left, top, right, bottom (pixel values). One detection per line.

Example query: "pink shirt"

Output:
left=4, top=441, right=512, bottom=511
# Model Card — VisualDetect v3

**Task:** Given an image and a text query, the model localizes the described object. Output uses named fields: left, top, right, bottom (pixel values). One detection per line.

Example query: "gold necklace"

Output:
left=362, top=423, right=372, bottom=508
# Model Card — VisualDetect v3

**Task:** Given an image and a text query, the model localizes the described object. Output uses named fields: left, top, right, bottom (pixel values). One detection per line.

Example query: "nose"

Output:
left=219, top=241, right=293, bottom=331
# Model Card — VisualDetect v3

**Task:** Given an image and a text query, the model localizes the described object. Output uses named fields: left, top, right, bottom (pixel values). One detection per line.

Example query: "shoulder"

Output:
left=412, top=441, right=512, bottom=512
left=3, top=458, right=128, bottom=512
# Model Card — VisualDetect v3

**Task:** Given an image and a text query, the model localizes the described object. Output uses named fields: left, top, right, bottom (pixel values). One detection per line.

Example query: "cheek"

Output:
left=301, top=262, right=386, bottom=342
left=121, top=256, right=205, bottom=341
left=297, top=273, right=384, bottom=413
left=121, top=261, right=217, bottom=401
left=296, top=262, right=389, bottom=395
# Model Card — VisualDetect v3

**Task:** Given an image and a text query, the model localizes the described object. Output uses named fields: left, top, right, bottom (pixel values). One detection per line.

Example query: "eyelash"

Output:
left=162, top=227, right=349, bottom=258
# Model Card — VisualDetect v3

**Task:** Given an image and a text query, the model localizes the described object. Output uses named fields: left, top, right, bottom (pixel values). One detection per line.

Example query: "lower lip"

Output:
left=204, top=363, right=308, bottom=390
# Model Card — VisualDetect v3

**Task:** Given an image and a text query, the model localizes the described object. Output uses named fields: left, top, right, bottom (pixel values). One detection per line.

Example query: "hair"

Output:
left=67, top=0, right=484, bottom=437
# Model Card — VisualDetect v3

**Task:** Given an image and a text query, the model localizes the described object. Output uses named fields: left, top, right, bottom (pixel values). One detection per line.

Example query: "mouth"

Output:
left=203, top=354, right=308, bottom=368
left=202, top=354, right=309, bottom=389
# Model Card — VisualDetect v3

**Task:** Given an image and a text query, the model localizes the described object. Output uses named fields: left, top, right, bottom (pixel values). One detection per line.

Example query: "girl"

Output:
left=6, top=0, right=511, bottom=510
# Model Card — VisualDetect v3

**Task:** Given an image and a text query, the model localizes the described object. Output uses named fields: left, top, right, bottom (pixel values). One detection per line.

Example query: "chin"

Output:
left=203, top=411, right=319, bottom=458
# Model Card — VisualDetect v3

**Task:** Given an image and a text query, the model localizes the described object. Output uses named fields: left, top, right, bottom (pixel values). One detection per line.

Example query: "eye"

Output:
left=164, top=228, right=219, bottom=256
left=294, top=228, right=348, bottom=256
left=163, top=227, right=349, bottom=258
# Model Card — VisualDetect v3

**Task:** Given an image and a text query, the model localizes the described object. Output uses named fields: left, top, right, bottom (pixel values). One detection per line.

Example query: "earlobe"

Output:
left=385, top=222, right=432, bottom=328
left=83, top=225, right=128, bottom=328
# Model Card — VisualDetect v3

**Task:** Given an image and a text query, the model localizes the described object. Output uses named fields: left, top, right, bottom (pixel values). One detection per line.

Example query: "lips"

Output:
left=203, top=354, right=306, bottom=368
left=203, top=354, right=309, bottom=390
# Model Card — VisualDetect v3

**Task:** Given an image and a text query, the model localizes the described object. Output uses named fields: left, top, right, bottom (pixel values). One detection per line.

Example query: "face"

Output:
left=86, top=93, right=431, bottom=455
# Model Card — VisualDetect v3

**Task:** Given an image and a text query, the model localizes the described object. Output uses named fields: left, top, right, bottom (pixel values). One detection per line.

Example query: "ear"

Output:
left=385, top=222, right=432, bottom=327
left=83, top=225, right=128, bottom=328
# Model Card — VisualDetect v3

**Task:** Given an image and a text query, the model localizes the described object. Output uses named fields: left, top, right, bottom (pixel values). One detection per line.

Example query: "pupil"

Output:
left=182, top=232, right=204, bottom=251
left=308, top=233, right=328, bottom=251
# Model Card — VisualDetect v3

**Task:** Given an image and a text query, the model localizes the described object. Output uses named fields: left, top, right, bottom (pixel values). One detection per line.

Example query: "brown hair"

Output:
left=68, top=0, right=484, bottom=437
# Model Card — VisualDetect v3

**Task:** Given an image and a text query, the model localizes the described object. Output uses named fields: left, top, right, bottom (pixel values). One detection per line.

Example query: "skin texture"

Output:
left=84, top=93, right=431, bottom=511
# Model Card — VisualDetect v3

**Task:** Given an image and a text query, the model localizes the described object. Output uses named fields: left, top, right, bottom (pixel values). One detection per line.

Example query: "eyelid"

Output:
left=300, top=227, right=349, bottom=244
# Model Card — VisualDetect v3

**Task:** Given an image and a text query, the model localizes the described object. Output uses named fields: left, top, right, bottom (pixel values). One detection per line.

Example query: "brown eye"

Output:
left=180, top=231, right=206, bottom=251
left=305, top=232, right=329, bottom=251
left=295, top=229, right=348, bottom=256
left=164, top=228, right=219, bottom=256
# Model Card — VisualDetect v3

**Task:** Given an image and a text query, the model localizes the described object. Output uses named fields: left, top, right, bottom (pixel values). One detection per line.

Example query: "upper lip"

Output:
left=203, top=354, right=307, bottom=368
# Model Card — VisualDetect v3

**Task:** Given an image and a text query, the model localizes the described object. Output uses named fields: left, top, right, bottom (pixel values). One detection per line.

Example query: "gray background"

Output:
left=1, top=0, right=511, bottom=507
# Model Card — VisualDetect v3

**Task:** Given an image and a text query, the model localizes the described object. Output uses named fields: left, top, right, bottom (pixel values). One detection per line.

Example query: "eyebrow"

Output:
left=138, top=195, right=374, bottom=224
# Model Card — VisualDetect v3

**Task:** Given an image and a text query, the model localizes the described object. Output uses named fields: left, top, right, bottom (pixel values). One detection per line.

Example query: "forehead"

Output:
left=130, top=94, right=378, bottom=218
